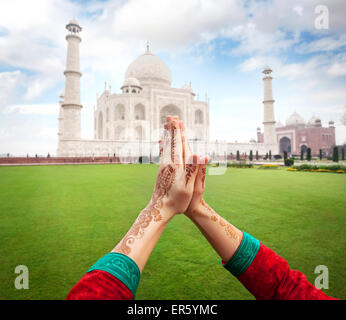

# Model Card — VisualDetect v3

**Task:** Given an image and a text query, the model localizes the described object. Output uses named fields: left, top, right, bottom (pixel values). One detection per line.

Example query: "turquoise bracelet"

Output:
left=223, top=232, right=260, bottom=277
left=88, top=252, right=140, bottom=298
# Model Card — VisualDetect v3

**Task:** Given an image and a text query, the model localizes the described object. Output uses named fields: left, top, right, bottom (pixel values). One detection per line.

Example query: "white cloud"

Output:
left=296, top=35, right=346, bottom=54
left=111, top=0, right=246, bottom=51
left=0, top=70, right=24, bottom=107
left=2, top=104, right=58, bottom=115
left=0, top=120, right=57, bottom=155
left=0, top=0, right=346, bottom=155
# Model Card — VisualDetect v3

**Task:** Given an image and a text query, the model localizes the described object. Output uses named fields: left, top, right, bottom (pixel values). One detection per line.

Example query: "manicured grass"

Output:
left=0, top=164, right=345, bottom=300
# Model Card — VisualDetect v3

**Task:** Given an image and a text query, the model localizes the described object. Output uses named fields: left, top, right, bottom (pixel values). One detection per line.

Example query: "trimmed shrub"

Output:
left=236, top=150, right=240, bottom=161
left=249, top=150, right=253, bottom=161
left=290, top=163, right=346, bottom=173
left=333, top=146, right=339, bottom=162
left=227, top=163, right=253, bottom=168
left=319, top=149, right=322, bottom=160
left=256, top=150, right=259, bottom=160
left=284, top=158, right=294, bottom=166
left=307, top=148, right=311, bottom=161
left=284, top=151, right=288, bottom=160
left=258, top=164, right=280, bottom=169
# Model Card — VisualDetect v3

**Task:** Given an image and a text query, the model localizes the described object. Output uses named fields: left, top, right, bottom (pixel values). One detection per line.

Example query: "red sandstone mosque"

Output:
left=257, top=112, right=335, bottom=156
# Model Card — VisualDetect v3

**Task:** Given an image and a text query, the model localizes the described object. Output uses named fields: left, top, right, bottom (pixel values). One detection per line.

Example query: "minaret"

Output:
left=58, top=93, right=64, bottom=140
left=262, top=66, right=276, bottom=146
left=61, top=19, right=82, bottom=140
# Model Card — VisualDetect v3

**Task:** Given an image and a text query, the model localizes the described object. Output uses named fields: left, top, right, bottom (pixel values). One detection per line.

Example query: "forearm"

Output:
left=186, top=199, right=243, bottom=262
left=112, top=203, right=172, bottom=272
left=67, top=203, right=172, bottom=300
left=188, top=203, right=336, bottom=300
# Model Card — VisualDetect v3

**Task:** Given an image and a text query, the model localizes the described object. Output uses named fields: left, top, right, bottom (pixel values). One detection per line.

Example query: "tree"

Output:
left=269, top=150, right=272, bottom=160
left=319, top=149, right=322, bottom=160
left=342, top=148, right=345, bottom=161
left=256, top=150, right=259, bottom=161
left=333, top=146, right=339, bottom=162
left=236, top=150, right=240, bottom=161
left=249, top=150, right=253, bottom=161
left=307, top=148, right=311, bottom=161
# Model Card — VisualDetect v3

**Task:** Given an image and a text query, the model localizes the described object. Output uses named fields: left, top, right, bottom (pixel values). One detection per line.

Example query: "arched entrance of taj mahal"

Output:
left=280, top=137, right=291, bottom=154
left=160, top=104, right=182, bottom=124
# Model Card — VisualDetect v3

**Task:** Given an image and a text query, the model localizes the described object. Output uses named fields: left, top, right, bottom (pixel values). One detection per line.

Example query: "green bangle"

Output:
left=88, top=252, right=140, bottom=298
left=223, top=232, right=260, bottom=277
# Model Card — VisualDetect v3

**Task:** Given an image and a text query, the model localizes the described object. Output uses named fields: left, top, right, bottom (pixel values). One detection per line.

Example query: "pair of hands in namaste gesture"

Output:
left=155, top=115, right=209, bottom=221
left=113, top=116, right=242, bottom=272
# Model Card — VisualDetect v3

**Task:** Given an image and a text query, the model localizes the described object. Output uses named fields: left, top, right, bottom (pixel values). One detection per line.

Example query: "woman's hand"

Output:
left=112, top=117, right=199, bottom=265
left=154, top=116, right=199, bottom=220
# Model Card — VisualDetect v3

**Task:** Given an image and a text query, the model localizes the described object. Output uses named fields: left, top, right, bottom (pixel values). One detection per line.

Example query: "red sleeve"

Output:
left=237, top=243, right=337, bottom=300
left=66, top=270, right=133, bottom=300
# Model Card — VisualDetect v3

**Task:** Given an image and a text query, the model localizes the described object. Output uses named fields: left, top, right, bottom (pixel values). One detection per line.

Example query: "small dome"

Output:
left=307, top=116, right=321, bottom=126
left=262, top=65, right=272, bottom=74
left=69, top=18, right=79, bottom=25
left=286, top=112, right=306, bottom=126
left=125, top=51, right=171, bottom=87
left=121, top=77, right=141, bottom=88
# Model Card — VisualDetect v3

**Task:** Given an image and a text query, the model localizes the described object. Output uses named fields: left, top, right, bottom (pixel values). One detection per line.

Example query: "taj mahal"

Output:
left=57, top=19, right=336, bottom=159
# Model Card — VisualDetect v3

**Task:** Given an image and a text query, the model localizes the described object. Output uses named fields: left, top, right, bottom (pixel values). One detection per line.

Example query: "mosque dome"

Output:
left=125, top=49, right=171, bottom=87
left=307, top=116, right=321, bottom=127
left=286, top=112, right=306, bottom=126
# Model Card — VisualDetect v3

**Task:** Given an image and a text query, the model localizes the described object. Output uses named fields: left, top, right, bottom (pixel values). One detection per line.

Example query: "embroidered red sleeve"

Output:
left=66, top=270, right=133, bottom=300
left=237, top=243, right=337, bottom=300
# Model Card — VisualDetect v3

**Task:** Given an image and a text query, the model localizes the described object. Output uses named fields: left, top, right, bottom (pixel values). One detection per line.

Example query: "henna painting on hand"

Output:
left=170, top=125, right=176, bottom=163
left=201, top=167, right=206, bottom=188
left=185, top=164, right=197, bottom=186
left=116, top=164, right=176, bottom=255
left=201, top=199, right=240, bottom=240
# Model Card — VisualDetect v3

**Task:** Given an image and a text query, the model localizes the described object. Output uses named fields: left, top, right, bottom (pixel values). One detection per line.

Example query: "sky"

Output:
left=0, top=0, right=346, bottom=155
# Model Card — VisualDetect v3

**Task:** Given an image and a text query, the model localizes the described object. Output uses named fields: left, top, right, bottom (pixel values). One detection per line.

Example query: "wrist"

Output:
left=145, top=199, right=175, bottom=224
left=185, top=200, right=209, bottom=222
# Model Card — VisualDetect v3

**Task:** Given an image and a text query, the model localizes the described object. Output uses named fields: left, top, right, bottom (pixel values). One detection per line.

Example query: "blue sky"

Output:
left=0, top=0, right=346, bottom=155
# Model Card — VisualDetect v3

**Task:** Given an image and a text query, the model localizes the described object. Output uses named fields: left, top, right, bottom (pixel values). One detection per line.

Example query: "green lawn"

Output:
left=0, top=164, right=345, bottom=300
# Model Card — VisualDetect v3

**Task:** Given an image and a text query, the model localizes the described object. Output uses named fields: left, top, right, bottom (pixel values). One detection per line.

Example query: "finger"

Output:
left=158, top=139, right=163, bottom=159
left=179, top=120, right=192, bottom=166
left=161, top=122, right=173, bottom=165
left=171, top=120, right=183, bottom=165
left=194, top=161, right=207, bottom=193
left=185, top=154, right=199, bottom=186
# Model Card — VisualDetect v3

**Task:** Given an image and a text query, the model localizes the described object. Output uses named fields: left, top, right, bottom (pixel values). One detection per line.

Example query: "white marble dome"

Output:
left=69, top=18, right=79, bottom=25
left=121, top=77, right=141, bottom=88
left=125, top=51, right=172, bottom=87
left=286, top=112, right=306, bottom=126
